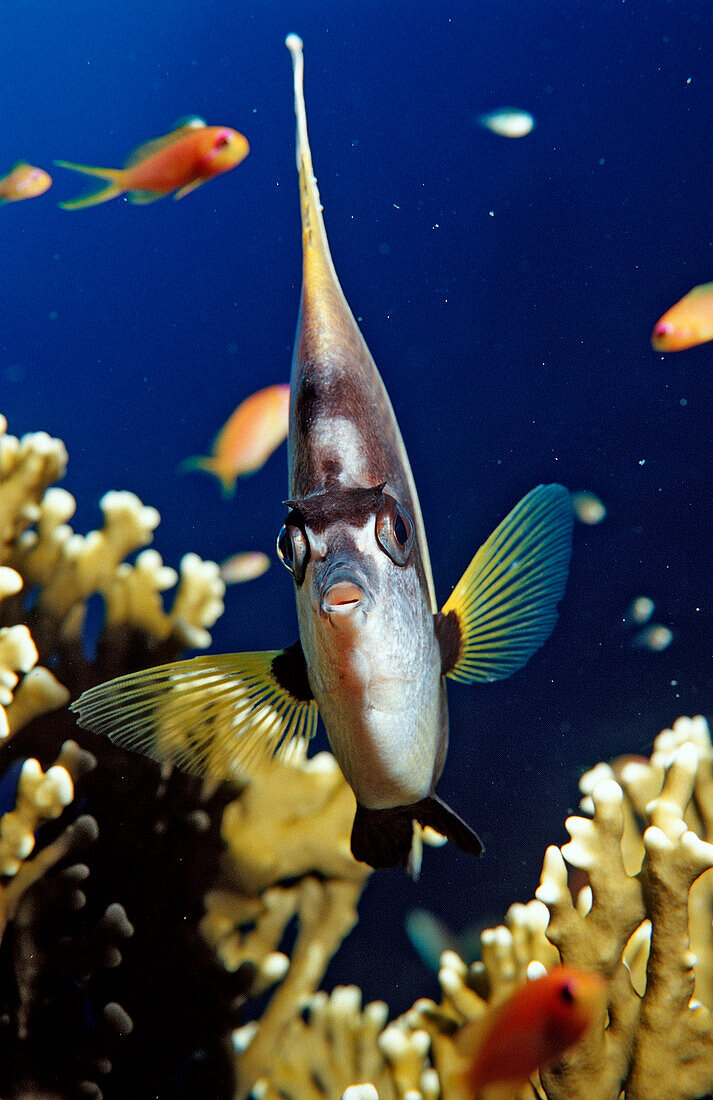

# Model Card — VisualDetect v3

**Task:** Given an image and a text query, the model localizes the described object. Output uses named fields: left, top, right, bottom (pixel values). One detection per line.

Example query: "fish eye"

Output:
left=215, top=134, right=231, bottom=148
left=276, top=522, right=309, bottom=583
left=394, top=512, right=409, bottom=546
left=375, top=496, right=414, bottom=566
left=558, top=982, right=575, bottom=1005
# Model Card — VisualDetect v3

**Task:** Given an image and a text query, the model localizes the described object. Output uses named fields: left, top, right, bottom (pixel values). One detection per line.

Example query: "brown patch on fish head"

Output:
left=285, top=484, right=386, bottom=534
left=288, top=356, right=411, bottom=500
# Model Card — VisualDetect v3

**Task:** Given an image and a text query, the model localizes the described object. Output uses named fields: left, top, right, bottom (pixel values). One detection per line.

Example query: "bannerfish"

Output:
left=453, top=966, right=606, bottom=1096
left=181, top=382, right=291, bottom=495
left=71, top=35, right=574, bottom=876
left=0, top=162, right=52, bottom=202
left=55, top=117, right=249, bottom=210
left=652, top=282, right=713, bottom=352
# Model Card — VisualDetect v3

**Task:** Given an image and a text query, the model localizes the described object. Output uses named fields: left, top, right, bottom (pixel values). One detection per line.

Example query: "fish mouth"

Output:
left=319, top=567, right=371, bottom=618
left=652, top=321, right=675, bottom=346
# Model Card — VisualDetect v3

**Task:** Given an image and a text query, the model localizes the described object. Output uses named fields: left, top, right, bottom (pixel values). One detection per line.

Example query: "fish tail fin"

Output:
left=54, top=160, right=124, bottom=209
left=178, top=455, right=236, bottom=496
left=351, top=795, right=483, bottom=879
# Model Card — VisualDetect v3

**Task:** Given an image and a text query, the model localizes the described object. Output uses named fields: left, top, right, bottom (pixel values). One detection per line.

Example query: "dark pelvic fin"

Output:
left=351, top=794, right=483, bottom=877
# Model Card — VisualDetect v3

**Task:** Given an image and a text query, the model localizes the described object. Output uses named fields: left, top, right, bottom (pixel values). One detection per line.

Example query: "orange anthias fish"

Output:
left=652, top=282, right=713, bottom=351
left=456, top=966, right=606, bottom=1097
left=55, top=117, right=249, bottom=210
left=182, top=382, right=291, bottom=495
left=0, top=162, right=52, bottom=202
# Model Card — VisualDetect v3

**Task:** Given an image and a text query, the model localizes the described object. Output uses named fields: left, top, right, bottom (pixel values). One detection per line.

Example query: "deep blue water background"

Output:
left=2, top=0, right=712, bottom=1015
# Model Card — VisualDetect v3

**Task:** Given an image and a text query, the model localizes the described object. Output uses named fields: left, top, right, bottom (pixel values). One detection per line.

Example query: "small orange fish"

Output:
left=0, top=162, right=52, bottom=202
left=55, top=117, right=249, bottom=210
left=652, top=282, right=713, bottom=351
left=182, top=383, right=290, bottom=495
left=457, top=965, right=606, bottom=1096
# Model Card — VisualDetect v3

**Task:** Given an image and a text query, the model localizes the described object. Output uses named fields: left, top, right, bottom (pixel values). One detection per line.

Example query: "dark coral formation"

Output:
left=0, top=418, right=247, bottom=1098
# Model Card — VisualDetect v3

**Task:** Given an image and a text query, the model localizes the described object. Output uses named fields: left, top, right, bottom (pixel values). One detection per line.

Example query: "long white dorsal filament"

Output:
left=285, top=33, right=338, bottom=283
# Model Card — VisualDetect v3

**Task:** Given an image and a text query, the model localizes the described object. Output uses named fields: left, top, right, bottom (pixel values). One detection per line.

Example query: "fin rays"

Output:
left=71, top=652, right=318, bottom=781
left=442, top=484, right=574, bottom=683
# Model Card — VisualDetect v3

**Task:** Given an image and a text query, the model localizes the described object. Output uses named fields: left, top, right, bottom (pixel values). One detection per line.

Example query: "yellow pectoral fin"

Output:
left=70, top=645, right=318, bottom=782
left=128, top=190, right=168, bottom=204
left=438, top=483, right=573, bottom=683
left=173, top=177, right=207, bottom=200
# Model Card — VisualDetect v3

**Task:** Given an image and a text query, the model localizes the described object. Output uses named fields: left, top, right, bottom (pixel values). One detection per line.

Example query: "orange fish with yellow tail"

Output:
left=181, top=382, right=291, bottom=495
left=652, top=281, right=713, bottom=351
left=55, top=116, right=249, bottom=209
left=452, top=965, right=606, bottom=1099
left=0, top=162, right=52, bottom=202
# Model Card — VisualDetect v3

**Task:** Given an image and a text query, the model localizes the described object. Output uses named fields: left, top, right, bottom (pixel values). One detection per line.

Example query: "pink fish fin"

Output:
left=351, top=794, right=483, bottom=878
left=436, top=483, right=573, bottom=682
left=177, top=454, right=237, bottom=496
left=173, top=177, right=208, bottom=200
left=54, top=160, right=125, bottom=210
left=128, top=190, right=168, bottom=204
left=70, top=643, right=318, bottom=783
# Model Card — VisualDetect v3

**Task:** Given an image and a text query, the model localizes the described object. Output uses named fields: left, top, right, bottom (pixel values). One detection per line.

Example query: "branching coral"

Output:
left=409, top=718, right=713, bottom=1100
left=0, top=415, right=224, bottom=688
left=0, top=751, right=74, bottom=876
left=207, top=752, right=372, bottom=1097
left=0, top=414, right=239, bottom=1098
left=0, top=739, right=96, bottom=933
left=0, top=561, right=70, bottom=740
left=227, top=717, right=713, bottom=1100
left=0, top=735, right=137, bottom=1099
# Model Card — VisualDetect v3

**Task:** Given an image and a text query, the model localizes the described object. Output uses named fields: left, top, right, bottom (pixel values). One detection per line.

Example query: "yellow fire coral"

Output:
left=229, top=717, right=713, bottom=1100
left=0, top=561, right=70, bottom=739
left=0, top=414, right=224, bottom=669
left=0, top=754, right=74, bottom=875
left=0, top=409, right=229, bottom=919
left=0, top=411, right=230, bottom=1097
left=207, top=751, right=372, bottom=1093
